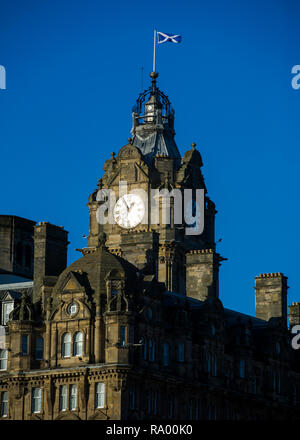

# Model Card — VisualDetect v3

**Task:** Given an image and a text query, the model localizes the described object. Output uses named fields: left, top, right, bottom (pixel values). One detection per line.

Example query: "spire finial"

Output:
left=150, top=71, right=159, bottom=93
left=191, top=142, right=196, bottom=150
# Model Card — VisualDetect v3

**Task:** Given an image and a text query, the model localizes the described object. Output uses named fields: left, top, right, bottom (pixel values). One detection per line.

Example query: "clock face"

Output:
left=113, top=194, right=145, bottom=229
left=147, top=105, right=153, bottom=111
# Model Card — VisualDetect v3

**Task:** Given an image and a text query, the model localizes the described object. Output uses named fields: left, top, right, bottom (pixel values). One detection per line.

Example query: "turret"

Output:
left=131, top=72, right=180, bottom=167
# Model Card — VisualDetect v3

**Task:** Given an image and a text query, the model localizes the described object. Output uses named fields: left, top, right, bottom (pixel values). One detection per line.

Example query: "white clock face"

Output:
left=147, top=105, right=153, bottom=111
left=113, top=194, right=145, bottom=229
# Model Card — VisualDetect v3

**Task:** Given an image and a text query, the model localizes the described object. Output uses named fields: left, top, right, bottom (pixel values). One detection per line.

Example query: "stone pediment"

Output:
left=62, top=271, right=86, bottom=293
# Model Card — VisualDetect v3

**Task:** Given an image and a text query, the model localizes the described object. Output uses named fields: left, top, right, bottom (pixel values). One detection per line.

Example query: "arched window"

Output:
left=35, top=336, right=44, bottom=360
left=0, top=350, right=7, bottom=370
left=73, top=332, right=83, bottom=356
left=62, top=333, right=71, bottom=358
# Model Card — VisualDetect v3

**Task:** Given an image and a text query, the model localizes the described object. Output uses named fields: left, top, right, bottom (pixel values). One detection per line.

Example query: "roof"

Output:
left=163, top=290, right=267, bottom=328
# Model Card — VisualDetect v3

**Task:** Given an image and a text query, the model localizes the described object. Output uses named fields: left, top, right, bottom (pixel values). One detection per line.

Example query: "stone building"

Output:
left=0, top=72, right=300, bottom=420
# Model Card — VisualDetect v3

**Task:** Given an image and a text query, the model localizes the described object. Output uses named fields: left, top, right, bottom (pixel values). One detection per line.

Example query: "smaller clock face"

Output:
left=113, top=194, right=145, bottom=229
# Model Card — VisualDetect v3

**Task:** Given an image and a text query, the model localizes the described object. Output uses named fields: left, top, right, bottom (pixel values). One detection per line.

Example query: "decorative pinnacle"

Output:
left=110, top=152, right=116, bottom=159
left=97, top=177, right=103, bottom=189
left=191, top=142, right=196, bottom=150
left=128, top=137, right=133, bottom=144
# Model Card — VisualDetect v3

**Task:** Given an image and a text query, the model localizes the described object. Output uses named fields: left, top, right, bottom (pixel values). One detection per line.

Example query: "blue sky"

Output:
left=0, top=0, right=299, bottom=316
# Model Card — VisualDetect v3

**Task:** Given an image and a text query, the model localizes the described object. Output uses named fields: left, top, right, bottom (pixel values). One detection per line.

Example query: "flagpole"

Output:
left=153, top=29, right=156, bottom=72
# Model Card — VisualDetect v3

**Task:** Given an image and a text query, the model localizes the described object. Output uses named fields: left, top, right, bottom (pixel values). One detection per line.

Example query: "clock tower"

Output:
left=87, top=72, right=224, bottom=300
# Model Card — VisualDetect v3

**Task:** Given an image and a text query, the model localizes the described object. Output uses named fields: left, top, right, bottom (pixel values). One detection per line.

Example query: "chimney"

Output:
left=288, top=302, right=300, bottom=328
left=254, top=273, right=288, bottom=323
left=186, top=249, right=225, bottom=301
left=33, top=222, right=69, bottom=303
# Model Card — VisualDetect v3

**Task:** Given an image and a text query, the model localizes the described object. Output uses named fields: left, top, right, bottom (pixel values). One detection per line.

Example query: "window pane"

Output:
left=59, top=385, right=67, bottom=411
left=74, top=332, right=83, bottom=356
left=0, top=350, right=7, bottom=370
left=69, top=385, right=77, bottom=410
left=32, top=388, right=41, bottom=413
left=120, top=326, right=126, bottom=347
left=1, top=391, right=8, bottom=417
left=22, top=335, right=28, bottom=355
left=35, top=336, right=44, bottom=360
left=62, top=333, right=71, bottom=357
left=95, top=382, right=105, bottom=408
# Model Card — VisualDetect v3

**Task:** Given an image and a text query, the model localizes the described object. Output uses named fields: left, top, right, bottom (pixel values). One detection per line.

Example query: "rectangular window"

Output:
left=177, top=343, right=184, bottom=362
left=120, top=326, right=126, bottom=347
left=22, top=335, right=28, bottom=355
left=69, top=385, right=77, bottom=411
left=163, top=343, right=169, bottom=366
left=59, top=385, right=67, bottom=411
left=2, top=302, right=13, bottom=326
left=1, top=391, right=8, bottom=417
left=32, top=388, right=42, bottom=413
left=95, top=382, right=105, bottom=409
left=239, top=360, right=245, bottom=378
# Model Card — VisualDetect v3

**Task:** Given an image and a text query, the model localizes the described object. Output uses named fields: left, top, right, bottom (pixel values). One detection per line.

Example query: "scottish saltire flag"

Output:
left=157, top=32, right=182, bottom=44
